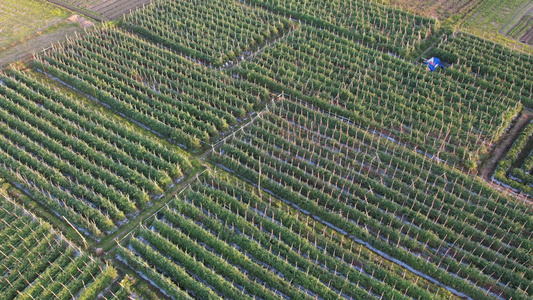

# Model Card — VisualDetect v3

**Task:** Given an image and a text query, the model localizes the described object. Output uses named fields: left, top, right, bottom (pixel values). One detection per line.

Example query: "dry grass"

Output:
left=0, top=0, right=70, bottom=49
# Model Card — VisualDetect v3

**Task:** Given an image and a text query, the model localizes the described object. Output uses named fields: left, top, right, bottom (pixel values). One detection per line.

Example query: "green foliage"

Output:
left=124, top=0, right=292, bottom=67
left=212, top=99, right=533, bottom=299
left=235, top=24, right=521, bottom=167
left=0, top=195, right=115, bottom=299
left=0, top=70, right=190, bottom=236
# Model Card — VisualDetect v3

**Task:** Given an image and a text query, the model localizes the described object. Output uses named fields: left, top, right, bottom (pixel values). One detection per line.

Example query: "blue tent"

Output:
left=426, top=57, right=445, bottom=72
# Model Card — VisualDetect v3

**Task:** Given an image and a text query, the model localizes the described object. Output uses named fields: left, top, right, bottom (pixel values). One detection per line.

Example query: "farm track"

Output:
left=97, top=167, right=206, bottom=253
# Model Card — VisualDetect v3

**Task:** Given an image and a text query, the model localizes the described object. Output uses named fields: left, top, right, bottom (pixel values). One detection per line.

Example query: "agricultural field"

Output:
left=429, top=31, right=533, bottom=106
left=0, top=193, right=117, bottom=299
left=46, top=0, right=153, bottom=21
left=123, top=0, right=293, bottom=67
left=118, top=172, right=461, bottom=299
left=495, top=120, right=533, bottom=195
left=381, top=0, right=478, bottom=20
left=246, top=0, right=437, bottom=56
left=35, top=26, right=270, bottom=151
left=463, top=0, right=533, bottom=47
left=0, top=70, right=191, bottom=237
left=212, top=97, right=533, bottom=299
left=234, top=24, right=521, bottom=169
left=1, top=0, right=533, bottom=299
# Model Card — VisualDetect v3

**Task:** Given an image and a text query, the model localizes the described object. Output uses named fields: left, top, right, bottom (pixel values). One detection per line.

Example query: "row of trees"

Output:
left=0, top=71, right=190, bottom=236
left=0, top=195, right=117, bottom=299
left=37, top=26, right=269, bottom=151
left=234, top=24, right=521, bottom=169
left=124, top=0, right=292, bottom=67
left=212, top=98, right=533, bottom=299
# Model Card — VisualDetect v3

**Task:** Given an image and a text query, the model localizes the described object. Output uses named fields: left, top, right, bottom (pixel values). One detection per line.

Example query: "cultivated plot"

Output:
left=123, top=0, right=293, bottom=67
left=235, top=25, right=521, bottom=168
left=213, top=97, right=533, bottom=299
left=118, top=172, right=462, bottom=299
left=463, top=0, right=533, bottom=46
left=431, top=31, right=533, bottom=109
left=0, top=70, right=191, bottom=238
left=0, top=194, right=117, bottom=299
left=36, top=26, right=270, bottom=151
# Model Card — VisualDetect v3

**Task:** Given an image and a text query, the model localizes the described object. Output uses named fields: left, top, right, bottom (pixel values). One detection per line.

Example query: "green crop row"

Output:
left=213, top=98, right=533, bottom=299
left=0, top=71, right=190, bottom=237
left=0, top=194, right=116, bottom=299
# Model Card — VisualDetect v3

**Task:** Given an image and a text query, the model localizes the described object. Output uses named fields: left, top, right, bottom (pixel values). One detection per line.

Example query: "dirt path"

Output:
left=478, top=109, right=533, bottom=180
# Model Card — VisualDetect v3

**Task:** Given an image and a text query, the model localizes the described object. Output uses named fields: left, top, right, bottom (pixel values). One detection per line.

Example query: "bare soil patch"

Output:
left=90, top=0, right=153, bottom=20
left=67, top=14, right=95, bottom=29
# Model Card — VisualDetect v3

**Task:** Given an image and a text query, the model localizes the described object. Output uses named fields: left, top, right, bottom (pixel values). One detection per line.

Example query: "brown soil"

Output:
left=478, top=109, right=533, bottom=180
left=1, top=27, right=75, bottom=69
left=67, top=14, right=94, bottom=29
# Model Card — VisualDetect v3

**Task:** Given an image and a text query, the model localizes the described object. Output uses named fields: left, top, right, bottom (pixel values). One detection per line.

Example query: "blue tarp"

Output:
left=426, top=57, right=445, bottom=72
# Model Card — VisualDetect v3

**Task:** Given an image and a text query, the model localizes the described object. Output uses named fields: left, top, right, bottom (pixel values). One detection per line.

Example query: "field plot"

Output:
left=234, top=25, right=521, bottom=168
left=36, top=26, right=270, bottom=150
left=381, top=0, right=478, bottom=19
left=118, top=173, right=460, bottom=299
left=463, top=0, right=533, bottom=46
left=507, top=7, right=533, bottom=44
left=0, top=193, right=117, bottom=299
left=212, top=97, right=533, bottom=299
left=3, top=0, right=533, bottom=299
left=46, top=0, right=153, bottom=20
left=494, top=121, right=533, bottom=196
left=246, top=0, right=436, bottom=56
left=431, top=31, right=533, bottom=107
left=124, top=0, right=293, bottom=67
left=0, top=0, right=70, bottom=49
left=0, top=70, right=190, bottom=238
